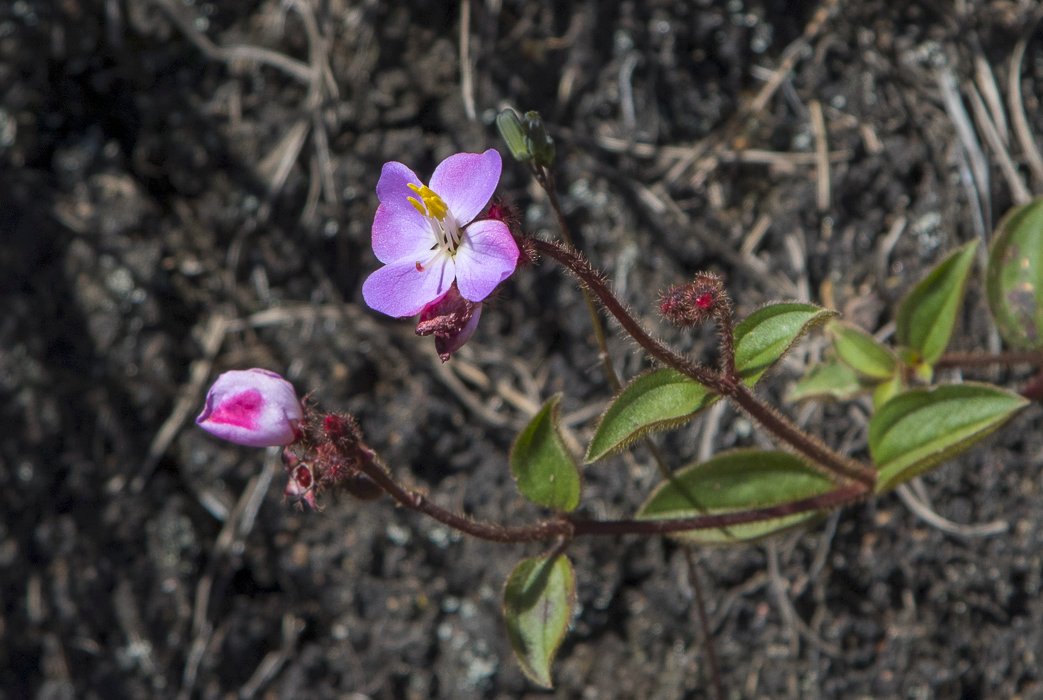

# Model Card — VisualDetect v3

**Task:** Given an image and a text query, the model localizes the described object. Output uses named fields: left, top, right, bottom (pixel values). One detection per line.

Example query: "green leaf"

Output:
left=870, top=383, right=1028, bottom=493
left=986, top=198, right=1043, bottom=349
left=636, top=450, right=835, bottom=544
left=829, top=321, right=899, bottom=380
left=510, top=395, right=582, bottom=512
left=734, top=303, right=837, bottom=385
left=503, top=554, right=576, bottom=688
left=585, top=369, right=717, bottom=463
left=895, top=240, right=979, bottom=364
left=786, top=358, right=864, bottom=403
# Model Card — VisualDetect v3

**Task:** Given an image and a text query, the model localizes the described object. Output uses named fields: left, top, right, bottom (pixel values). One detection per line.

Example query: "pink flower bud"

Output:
left=196, top=369, right=303, bottom=447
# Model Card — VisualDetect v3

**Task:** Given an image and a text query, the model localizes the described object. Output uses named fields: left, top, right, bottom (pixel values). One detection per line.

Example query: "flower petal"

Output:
left=371, top=204, right=437, bottom=264
left=362, top=252, right=456, bottom=317
left=454, top=219, right=519, bottom=302
left=196, top=368, right=302, bottom=447
left=429, top=149, right=502, bottom=225
left=376, top=160, right=427, bottom=226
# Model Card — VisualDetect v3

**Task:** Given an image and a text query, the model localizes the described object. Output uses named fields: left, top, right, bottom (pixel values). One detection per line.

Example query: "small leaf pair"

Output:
left=791, top=239, right=981, bottom=405
left=792, top=321, right=901, bottom=408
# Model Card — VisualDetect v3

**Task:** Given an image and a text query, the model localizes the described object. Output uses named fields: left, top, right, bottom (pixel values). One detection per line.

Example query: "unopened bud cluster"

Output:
left=284, top=411, right=380, bottom=508
left=658, top=272, right=726, bottom=328
left=496, top=108, right=556, bottom=168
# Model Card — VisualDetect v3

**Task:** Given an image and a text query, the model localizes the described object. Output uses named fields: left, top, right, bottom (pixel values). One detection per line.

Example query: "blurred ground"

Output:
left=3, top=0, right=1043, bottom=698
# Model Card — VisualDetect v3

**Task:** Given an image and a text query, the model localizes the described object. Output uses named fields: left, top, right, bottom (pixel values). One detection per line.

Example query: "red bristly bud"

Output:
left=323, top=414, right=348, bottom=441
left=659, top=272, right=725, bottom=327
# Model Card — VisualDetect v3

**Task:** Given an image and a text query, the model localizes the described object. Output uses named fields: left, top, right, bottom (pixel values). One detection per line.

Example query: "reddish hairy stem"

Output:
left=534, top=166, right=622, bottom=392
left=356, top=446, right=867, bottom=543
left=535, top=167, right=687, bottom=485
left=568, top=483, right=866, bottom=537
left=728, top=384, right=877, bottom=486
left=358, top=452, right=571, bottom=543
left=531, top=239, right=727, bottom=392
left=714, top=302, right=738, bottom=377
left=935, top=350, right=1043, bottom=401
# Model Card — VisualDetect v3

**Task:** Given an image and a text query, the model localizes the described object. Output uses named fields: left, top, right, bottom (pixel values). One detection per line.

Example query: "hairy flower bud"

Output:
left=658, top=273, right=725, bottom=328
left=281, top=411, right=377, bottom=509
left=196, top=369, right=303, bottom=447
left=496, top=108, right=532, bottom=162
left=416, top=284, right=482, bottom=362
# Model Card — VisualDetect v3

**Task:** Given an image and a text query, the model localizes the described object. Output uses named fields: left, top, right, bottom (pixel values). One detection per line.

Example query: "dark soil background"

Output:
left=4, top=0, right=1043, bottom=698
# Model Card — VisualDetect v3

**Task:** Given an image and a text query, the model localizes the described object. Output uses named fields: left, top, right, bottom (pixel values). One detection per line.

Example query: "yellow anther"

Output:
left=407, top=196, right=426, bottom=216
left=406, top=182, right=449, bottom=221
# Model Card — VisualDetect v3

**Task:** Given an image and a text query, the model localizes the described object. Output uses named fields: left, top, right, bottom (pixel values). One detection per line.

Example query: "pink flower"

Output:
left=362, top=149, right=520, bottom=318
left=196, top=369, right=303, bottom=447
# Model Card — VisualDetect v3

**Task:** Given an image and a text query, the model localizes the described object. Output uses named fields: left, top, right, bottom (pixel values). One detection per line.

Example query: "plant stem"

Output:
left=354, top=442, right=868, bottom=543
left=568, top=484, right=866, bottom=536
left=936, top=350, right=1043, bottom=369
left=358, top=452, right=570, bottom=543
left=533, top=167, right=682, bottom=485
left=728, top=383, right=876, bottom=486
left=532, top=239, right=727, bottom=391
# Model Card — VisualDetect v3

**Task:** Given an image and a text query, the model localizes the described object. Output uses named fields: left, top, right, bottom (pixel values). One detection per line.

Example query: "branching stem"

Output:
left=530, top=238, right=877, bottom=487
